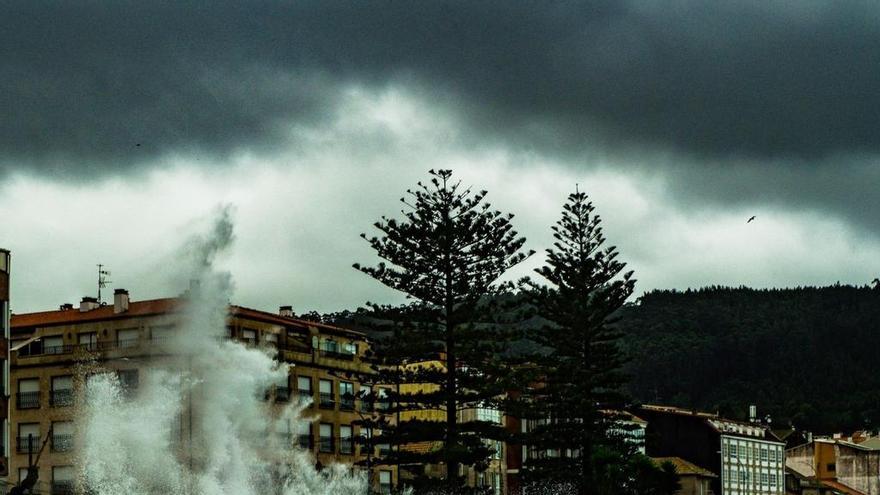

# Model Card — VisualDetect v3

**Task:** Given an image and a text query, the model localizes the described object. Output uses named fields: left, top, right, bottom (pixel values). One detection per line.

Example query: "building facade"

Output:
left=8, top=292, right=396, bottom=494
left=637, top=405, right=786, bottom=495
left=0, top=248, right=10, bottom=480
left=787, top=438, right=880, bottom=495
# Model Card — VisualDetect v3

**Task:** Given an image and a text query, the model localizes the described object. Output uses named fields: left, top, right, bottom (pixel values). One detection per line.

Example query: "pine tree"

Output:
left=520, top=189, right=636, bottom=493
left=353, top=169, right=532, bottom=491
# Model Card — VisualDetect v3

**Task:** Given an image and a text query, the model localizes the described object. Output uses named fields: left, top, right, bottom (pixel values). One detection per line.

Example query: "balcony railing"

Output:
left=319, top=437, right=334, bottom=453
left=276, top=387, right=291, bottom=402
left=51, top=480, right=74, bottom=495
left=275, top=432, right=293, bottom=448
left=16, top=436, right=40, bottom=454
left=51, top=389, right=74, bottom=407
left=17, top=391, right=40, bottom=409
left=296, top=390, right=313, bottom=406
left=339, top=437, right=354, bottom=455
left=297, top=434, right=313, bottom=450
left=319, top=393, right=335, bottom=409
left=51, top=434, right=73, bottom=452
left=340, top=395, right=355, bottom=411
left=318, top=349, right=355, bottom=361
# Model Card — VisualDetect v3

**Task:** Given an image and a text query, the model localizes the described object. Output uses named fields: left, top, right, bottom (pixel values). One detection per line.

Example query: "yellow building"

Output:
left=397, top=358, right=508, bottom=494
left=8, top=290, right=396, bottom=494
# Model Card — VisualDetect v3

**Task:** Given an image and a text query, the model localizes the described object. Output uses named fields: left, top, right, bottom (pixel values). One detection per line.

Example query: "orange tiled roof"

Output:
left=821, top=480, right=868, bottom=495
left=11, top=297, right=365, bottom=339
left=651, top=457, right=716, bottom=478
left=11, top=298, right=180, bottom=328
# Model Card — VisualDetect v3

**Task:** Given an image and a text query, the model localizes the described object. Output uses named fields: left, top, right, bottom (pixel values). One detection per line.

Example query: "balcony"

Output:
left=275, top=387, right=291, bottom=403
left=51, top=481, right=74, bottom=495
left=17, top=391, right=40, bottom=409
left=298, top=434, right=313, bottom=450
left=16, top=436, right=40, bottom=454
left=319, top=437, right=334, bottom=453
left=51, top=434, right=73, bottom=452
left=296, top=390, right=313, bottom=406
left=339, top=437, right=354, bottom=455
left=340, top=395, right=355, bottom=411
left=275, top=432, right=293, bottom=448
left=50, top=389, right=74, bottom=407
left=319, top=393, right=335, bottom=410
left=318, top=349, right=355, bottom=361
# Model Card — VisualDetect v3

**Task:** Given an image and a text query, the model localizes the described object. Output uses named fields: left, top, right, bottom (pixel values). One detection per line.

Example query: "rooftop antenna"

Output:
left=97, top=264, right=111, bottom=304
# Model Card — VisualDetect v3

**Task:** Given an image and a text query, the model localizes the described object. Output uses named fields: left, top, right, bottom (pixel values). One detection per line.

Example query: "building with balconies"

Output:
left=8, top=291, right=397, bottom=494
left=636, top=405, right=786, bottom=495
left=0, top=248, right=10, bottom=480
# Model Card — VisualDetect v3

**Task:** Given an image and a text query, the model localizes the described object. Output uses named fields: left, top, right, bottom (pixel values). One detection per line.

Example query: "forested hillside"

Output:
left=618, top=285, right=880, bottom=434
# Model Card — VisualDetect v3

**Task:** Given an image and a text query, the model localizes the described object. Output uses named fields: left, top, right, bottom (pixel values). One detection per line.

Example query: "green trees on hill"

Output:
left=619, top=284, right=880, bottom=433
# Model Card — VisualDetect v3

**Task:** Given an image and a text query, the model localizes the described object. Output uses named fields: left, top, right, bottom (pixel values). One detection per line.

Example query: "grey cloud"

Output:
left=3, top=0, right=880, bottom=176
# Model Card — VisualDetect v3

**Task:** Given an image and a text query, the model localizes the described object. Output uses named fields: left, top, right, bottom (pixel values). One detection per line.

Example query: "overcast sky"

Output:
left=2, top=1, right=879, bottom=314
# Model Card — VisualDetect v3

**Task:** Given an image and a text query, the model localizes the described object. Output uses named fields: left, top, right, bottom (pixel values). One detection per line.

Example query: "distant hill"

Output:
left=618, top=285, right=880, bottom=434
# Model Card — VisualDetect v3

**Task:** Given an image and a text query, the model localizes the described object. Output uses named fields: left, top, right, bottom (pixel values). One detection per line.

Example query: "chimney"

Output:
left=79, top=296, right=99, bottom=312
left=279, top=305, right=294, bottom=317
left=59, top=303, right=74, bottom=311
left=749, top=405, right=757, bottom=423
left=114, top=289, right=130, bottom=314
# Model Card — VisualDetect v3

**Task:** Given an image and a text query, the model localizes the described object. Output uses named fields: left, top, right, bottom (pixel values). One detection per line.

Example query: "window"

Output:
left=117, top=329, right=139, bottom=348
left=319, top=379, right=334, bottom=409
left=768, top=448, right=776, bottom=462
left=275, top=373, right=290, bottom=402
left=52, top=421, right=74, bottom=452
left=241, top=329, right=257, bottom=345
left=78, top=332, right=98, bottom=351
left=769, top=473, right=777, bottom=487
left=730, top=444, right=738, bottom=459
left=377, top=387, right=391, bottom=411
left=275, top=419, right=292, bottom=448
left=322, top=339, right=338, bottom=353
left=339, top=382, right=355, bottom=411
left=340, top=425, right=353, bottom=454
left=297, top=376, right=312, bottom=404
left=476, top=406, right=501, bottom=424
left=118, top=370, right=139, bottom=398
left=379, top=471, right=392, bottom=495
left=18, top=468, right=29, bottom=483
left=761, top=446, right=768, bottom=461
left=17, top=423, right=40, bottom=453
left=151, top=325, right=174, bottom=342
left=297, top=421, right=312, bottom=449
left=43, top=335, right=64, bottom=354
left=264, top=333, right=278, bottom=346
left=344, top=342, right=357, bottom=356
left=17, top=378, right=40, bottom=409
left=319, top=423, right=334, bottom=453
left=52, top=465, right=74, bottom=495
left=761, top=472, right=769, bottom=485
left=51, top=376, right=74, bottom=407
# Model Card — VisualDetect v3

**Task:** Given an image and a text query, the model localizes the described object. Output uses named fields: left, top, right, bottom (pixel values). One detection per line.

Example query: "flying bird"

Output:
left=747, top=216, right=756, bottom=223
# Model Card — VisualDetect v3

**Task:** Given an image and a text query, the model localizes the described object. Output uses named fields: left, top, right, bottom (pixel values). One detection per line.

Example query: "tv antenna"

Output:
left=97, top=264, right=112, bottom=304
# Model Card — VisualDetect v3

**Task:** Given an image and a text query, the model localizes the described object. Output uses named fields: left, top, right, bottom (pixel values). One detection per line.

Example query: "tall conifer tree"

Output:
left=521, top=189, right=635, bottom=493
left=353, top=169, right=532, bottom=491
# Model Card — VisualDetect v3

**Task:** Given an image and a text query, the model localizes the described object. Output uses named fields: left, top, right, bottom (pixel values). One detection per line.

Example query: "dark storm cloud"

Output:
left=3, top=0, right=880, bottom=176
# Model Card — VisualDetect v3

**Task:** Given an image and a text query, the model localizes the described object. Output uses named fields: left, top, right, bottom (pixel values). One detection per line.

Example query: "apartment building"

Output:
left=395, top=358, right=509, bottom=494
left=637, top=405, right=786, bottom=495
left=0, top=248, right=10, bottom=479
left=8, top=291, right=396, bottom=494
left=787, top=437, right=880, bottom=495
